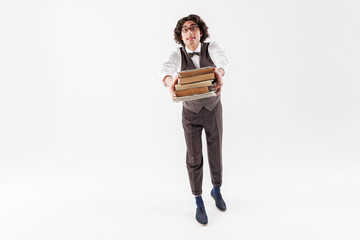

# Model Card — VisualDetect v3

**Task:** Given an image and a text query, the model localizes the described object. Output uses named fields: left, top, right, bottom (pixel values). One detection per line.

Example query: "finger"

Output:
left=170, top=87, right=176, bottom=98
left=171, top=80, right=177, bottom=90
left=214, top=71, right=223, bottom=87
left=216, top=87, right=222, bottom=96
left=213, top=80, right=221, bottom=89
left=172, top=76, right=179, bottom=89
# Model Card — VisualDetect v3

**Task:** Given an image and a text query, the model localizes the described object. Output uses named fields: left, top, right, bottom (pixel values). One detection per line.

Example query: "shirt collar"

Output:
left=185, top=43, right=201, bottom=53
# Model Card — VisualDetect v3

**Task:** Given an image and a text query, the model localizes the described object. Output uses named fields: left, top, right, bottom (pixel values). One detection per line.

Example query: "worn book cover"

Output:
left=175, top=86, right=209, bottom=97
left=172, top=90, right=216, bottom=102
left=175, top=80, right=214, bottom=91
left=179, top=66, right=214, bottom=78
left=179, top=72, right=215, bottom=85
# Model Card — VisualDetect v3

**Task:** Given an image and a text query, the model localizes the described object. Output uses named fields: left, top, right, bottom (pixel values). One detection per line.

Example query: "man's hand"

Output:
left=213, top=68, right=224, bottom=96
left=163, top=75, right=179, bottom=99
left=169, top=75, right=179, bottom=99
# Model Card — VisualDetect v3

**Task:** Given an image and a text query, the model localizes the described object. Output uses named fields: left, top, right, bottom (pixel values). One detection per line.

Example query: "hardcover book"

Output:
left=175, top=86, right=209, bottom=97
left=175, top=80, right=214, bottom=91
left=179, top=72, right=215, bottom=85
left=172, top=91, right=217, bottom=102
left=179, top=66, right=214, bottom=78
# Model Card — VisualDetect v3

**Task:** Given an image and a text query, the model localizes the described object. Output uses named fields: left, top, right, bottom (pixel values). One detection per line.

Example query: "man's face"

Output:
left=181, top=20, right=203, bottom=47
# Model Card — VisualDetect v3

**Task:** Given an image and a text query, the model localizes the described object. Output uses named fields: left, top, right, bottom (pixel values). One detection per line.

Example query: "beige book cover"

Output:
left=172, top=91, right=217, bottom=102
left=175, top=80, right=214, bottom=91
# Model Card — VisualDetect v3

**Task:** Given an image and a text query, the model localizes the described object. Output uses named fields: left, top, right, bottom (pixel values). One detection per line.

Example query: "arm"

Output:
left=159, top=49, right=181, bottom=98
left=209, top=41, right=229, bottom=96
left=209, top=41, right=229, bottom=77
left=213, top=68, right=224, bottom=96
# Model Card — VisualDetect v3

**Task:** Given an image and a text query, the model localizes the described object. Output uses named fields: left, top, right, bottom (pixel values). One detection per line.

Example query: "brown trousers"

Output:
left=182, top=101, right=223, bottom=196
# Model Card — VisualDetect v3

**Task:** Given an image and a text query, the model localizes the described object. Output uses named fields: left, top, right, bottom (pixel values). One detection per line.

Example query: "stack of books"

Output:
left=173, top=67, right=217, bottom=102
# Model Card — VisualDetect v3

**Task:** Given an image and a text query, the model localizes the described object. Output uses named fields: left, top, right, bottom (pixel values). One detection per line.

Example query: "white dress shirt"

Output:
left=159, top=41, right=229, bottom=86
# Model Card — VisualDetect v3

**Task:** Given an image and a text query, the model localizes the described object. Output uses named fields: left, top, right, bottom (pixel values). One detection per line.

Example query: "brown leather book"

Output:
left=179, top=72, right=215, bottom=85
left=179, top=66, right=214, bottom=78
left=175, top=86, right=209, bottom=97
left=173, top=91, right=216, bottom=102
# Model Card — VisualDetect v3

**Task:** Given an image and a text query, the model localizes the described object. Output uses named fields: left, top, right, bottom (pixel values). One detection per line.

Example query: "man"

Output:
left=159, top=14, right=229, bottom=225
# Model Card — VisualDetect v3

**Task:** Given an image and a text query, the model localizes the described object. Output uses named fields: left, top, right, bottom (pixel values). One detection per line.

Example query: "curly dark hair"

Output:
left=174, top=14, right=210, bottom=46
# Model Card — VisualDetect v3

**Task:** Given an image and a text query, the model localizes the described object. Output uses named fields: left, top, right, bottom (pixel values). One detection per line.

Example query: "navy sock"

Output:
left=213, top=186, right=221, bottom=195
left=195, top=196, right=204, bottom=208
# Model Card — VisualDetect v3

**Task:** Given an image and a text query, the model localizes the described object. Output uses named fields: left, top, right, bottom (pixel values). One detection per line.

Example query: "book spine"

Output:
left=179, top=67, right=214, bottom=77
left=175, top=80, right=213, bottom=91
left=175, top=86, right=209, bottom=97
left=173, top=91, right=216, bottom=102
left=179, top=73, right=215, bottom=85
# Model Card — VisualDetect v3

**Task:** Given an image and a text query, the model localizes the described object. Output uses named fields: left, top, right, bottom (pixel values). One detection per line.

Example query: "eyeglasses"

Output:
left=182, top=25, right=199, bottom=33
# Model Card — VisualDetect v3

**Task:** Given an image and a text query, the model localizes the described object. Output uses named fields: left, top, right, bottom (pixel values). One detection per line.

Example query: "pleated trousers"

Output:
left=182, top=101, right=223, bottom=196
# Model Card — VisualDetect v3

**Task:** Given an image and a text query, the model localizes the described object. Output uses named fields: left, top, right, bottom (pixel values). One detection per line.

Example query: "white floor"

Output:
left=1, top=146, right=359, bottom=240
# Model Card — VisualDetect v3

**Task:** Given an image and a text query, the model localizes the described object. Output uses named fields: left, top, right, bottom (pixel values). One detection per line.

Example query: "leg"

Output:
left=204, top=102, right=223, bottom=187
left=182, top=107, right=204, bottom=196
left=204, top=102, right=226, bottom=211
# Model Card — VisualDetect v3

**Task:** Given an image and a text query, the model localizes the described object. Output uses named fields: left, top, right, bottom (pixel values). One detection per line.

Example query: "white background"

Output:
left=1, top=0, right=359, bottom=239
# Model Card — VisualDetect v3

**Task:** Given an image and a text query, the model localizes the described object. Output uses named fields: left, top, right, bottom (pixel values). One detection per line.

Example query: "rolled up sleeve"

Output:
left=209, top=41, right=230, bottom=76
left=159, top=50, right=181, bottom=86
